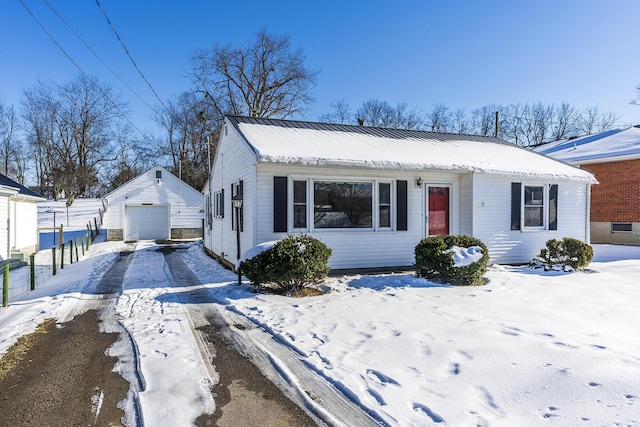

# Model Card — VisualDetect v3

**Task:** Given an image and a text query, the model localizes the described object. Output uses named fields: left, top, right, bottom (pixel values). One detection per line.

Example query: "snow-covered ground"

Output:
left=0, top=199, right=638, bottom=425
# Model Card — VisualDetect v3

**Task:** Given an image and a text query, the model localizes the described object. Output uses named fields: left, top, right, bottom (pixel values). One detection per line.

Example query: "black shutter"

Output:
left=549, top=184, right=558, bottom=230
left=239, top=180, right=244, bottom=232
left=274, top=177, right=288, bottom=232
left=397, top=180, right=408, bottom=231
left=230, top=183, right=234, bottom=230
left=511, top=182, right=521, bottom=230
left=221, top=189, right=224, bottom=218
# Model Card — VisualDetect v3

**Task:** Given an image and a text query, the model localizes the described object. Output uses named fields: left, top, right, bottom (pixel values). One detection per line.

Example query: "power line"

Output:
left=17, top=0, right=154, bottom=143
left=43, top=0, right=158, bottom=114
left=95, top=0, right=170, bottom=114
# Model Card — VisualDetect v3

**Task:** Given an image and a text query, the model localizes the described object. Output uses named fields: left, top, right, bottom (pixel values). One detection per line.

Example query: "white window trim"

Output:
left=521, top=184, right=548, bottom=231
left=288, top=176, right=396, bottom=232
left=290, top=178, right=310, bottom=232
left=213, top=190, right=224, bottom=219
left=376, top=180, right=395, bottom=231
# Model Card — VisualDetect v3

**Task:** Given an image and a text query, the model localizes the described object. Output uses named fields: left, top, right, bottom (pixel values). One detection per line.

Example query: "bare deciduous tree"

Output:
left=450, top=108, right=469, bottom=134
left=426, top=103, right=451, bottom=132
left=577, top=106, right=620, bottom=136
left=0, top=100, right=21, bottom=179
left=551, top=102, right=579, bottom=141
left=190, top=29, right=319, bottom=119
left=155, top=92, right=218, bottom=190
left=318, top=99, right=353, bottom=124
left=354, top=99, right=423, bottom=129
left=21, top=75, right=127, bottom=202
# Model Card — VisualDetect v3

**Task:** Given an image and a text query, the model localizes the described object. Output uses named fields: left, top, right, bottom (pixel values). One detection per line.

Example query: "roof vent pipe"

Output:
left=357, top=117, right=365, bottom=126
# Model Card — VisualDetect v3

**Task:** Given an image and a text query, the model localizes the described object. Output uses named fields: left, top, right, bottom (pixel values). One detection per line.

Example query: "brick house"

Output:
left=534, top=126, right=640, bottom=245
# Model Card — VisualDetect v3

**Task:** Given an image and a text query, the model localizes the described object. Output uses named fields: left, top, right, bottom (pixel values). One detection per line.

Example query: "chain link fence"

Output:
left=1, top=231, right=95, bottom=308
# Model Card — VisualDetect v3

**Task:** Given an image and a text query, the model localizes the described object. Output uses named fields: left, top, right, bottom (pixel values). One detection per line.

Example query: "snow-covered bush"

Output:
left=414, top=235, right=489, bottom=286
left=532, top=237, right=593, bottom=271
left=239, top=234, right=332, bottom=294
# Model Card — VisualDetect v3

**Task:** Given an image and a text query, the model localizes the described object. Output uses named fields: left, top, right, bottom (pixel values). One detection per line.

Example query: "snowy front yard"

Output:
left=1, top=216, right=639, bottom=425
left=187, top=243, right=640, bottom=426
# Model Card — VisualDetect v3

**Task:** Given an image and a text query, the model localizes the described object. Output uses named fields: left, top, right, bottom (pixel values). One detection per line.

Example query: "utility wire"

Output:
left=43, top=0, right=158, bottom=114
left=18, top=0, right=154, bottom=143
left=95, top=0, right=170, bottom=114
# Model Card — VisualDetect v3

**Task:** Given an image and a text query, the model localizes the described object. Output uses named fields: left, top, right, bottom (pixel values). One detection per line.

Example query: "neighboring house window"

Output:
left=293, top=180, right=307, bottom=229
left=511, top=183, right=558, bottom=231
left=213, top=189, right=224, bottom=219
left=612, top=223, right=632, bottom=232
left=314, top=181, right=373, bottom=228
left=231, top=181, right=243, bottom=232
left=156, top=170, right=162, bottom=179
left=379, top=182, right=391, bottom=228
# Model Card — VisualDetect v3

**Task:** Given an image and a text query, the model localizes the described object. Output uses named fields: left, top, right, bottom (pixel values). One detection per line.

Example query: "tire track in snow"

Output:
left=164, top=246, right=382, bottom=427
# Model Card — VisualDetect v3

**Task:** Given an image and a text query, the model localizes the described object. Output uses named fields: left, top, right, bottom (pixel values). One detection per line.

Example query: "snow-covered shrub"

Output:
left=239, top=234, right=332, bottom=294
left=414, top=235, right=489, bottom=286
left=532, top=237, right=593, bottom=271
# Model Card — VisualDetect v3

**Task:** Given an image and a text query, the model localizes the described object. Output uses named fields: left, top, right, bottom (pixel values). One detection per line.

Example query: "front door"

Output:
left=427, top=186, right=450, bottom=236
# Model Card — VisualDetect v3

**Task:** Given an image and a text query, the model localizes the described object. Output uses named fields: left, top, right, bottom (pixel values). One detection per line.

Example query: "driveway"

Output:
left=0, top=242, right=317, bottom=426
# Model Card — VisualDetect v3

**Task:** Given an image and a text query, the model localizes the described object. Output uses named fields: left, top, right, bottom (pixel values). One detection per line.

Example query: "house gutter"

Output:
left=586, top=183, right=592, bottom=243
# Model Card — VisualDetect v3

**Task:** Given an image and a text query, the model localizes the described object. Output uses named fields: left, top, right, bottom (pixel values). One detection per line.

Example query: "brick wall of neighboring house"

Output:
left=581, top=158, right=640, bottom=222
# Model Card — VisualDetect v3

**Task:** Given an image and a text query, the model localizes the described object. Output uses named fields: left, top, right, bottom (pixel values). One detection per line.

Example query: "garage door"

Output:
left=124, top=205, right=170, bottom=241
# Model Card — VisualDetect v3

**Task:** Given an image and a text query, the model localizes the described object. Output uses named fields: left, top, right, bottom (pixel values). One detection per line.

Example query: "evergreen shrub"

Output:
left=532, top=237, right=593, bottom=271
left=240, top=234, right=332, bottom=294
left=414, top=235, right=489, bottom=286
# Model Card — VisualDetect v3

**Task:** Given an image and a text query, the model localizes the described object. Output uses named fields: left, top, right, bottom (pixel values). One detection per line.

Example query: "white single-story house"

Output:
left=203, top=116, right=597, bottom=271
left=0, top=173, right=45, bottom=261
left=105, top=166, right=204, bottom=241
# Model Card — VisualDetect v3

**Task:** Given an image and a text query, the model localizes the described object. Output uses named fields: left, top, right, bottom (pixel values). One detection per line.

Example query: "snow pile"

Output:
left=445, top=245, right=484, bottom=267
left=236, top=240, right=278, bottom=268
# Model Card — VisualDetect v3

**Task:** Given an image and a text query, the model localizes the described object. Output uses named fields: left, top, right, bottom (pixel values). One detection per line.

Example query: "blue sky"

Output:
left=2, top=0, right=639, bottom=137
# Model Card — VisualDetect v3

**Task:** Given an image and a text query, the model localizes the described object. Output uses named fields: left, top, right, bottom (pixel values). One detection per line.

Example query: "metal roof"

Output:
left=0, top=173, right=44, bottom=199
left=225, top=116, right=596, bottom=183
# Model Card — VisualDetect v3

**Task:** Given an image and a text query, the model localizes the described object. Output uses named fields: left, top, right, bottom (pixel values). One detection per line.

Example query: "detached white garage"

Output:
left=105, top=166, right=204, bottom=241
left=124, top=205, right=170, bottom=240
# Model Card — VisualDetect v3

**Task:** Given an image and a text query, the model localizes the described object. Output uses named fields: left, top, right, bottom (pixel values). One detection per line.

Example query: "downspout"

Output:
left=219, top=153, right=224, bottom=257
left=6, top=197, right=11, bottom=259
left=585, top=183, right=591, bottom=243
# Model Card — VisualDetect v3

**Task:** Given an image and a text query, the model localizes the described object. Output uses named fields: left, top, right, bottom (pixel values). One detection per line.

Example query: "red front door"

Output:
left=428, top=186, right=450, bottom=236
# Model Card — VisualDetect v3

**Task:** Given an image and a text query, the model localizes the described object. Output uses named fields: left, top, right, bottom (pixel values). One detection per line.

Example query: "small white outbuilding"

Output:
left=105, top=166, right=204, bottom=241
left=0, top=173, right=45, bottom=261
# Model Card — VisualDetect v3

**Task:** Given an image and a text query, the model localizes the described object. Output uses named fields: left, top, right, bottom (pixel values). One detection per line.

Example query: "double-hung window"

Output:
left=511, top=183, right=558, bottom=231
left=378, top=182, right=392, bottom=229
left=274, top=177, right=407, bottom=232
left=314, top=181, right=373, bottom=229
left=213, top=189, right=224, bottom=219
left=293, top=180, right=307, bottom=229
left=524, top=185, right=545, bottom=228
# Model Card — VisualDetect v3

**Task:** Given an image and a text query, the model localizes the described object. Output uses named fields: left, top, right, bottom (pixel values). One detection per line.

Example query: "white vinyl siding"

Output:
left=204, top=123, right=256, bottom=265
left=255, top=165, right=463, bottom=270
left=11, top=199, right=39, bottom=252
left=460, top=174, right=473, bottom=236
left=204, top=117, right=593, bottom=270
left=106, top=166, right=203, bottom=240
left=0, top=196, right=9, bottom=259
left=472, top=175, right=589, bottom=264
left=124, top=205, right=169, bottom=240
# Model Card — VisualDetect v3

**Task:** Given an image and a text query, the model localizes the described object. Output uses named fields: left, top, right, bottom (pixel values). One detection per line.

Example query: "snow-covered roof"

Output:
left=532, top=126, right=640, bottom=165
left=0, top=172, right=44, bottom=200
left=227, top=116, right=596, bottom=183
